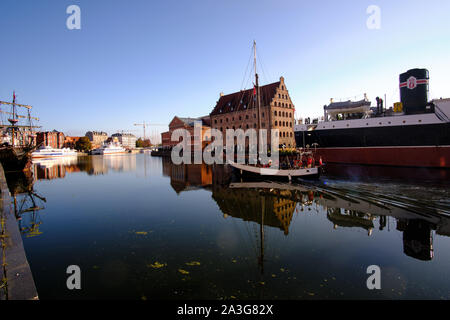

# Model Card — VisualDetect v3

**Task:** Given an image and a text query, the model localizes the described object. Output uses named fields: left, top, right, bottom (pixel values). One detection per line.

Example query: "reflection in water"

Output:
left=5, top=170, right=46, bottom=238
left=8, top=154, right=450, bottom=299
left=161, top=159, right=450, bottom=262
left=32, top=155, right=137, bottom=180
left=162, top=157, right=212, bottom=194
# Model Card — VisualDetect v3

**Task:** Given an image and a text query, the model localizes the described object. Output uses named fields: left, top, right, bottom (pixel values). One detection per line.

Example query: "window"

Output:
left=262, top=112, right=265, bottom=118
left=246, top=124, right=249, bottom=129
left=278, top=94, right=281, bottom=98
left=275, top=121, right=278, bottom=126
left=289, top=113, right=292, bottom=117
left=290, top=132, right=293, bottom=137
left=214, top=119, right=217, bottom=124
left=220, top=119, right=222, bottom=123
left=226, top=118, right=228, bottom=122
left=274, top=110, right=277, bottom=116
left=246, top=115, right=249, bottom=119
left=239, top=116, right=242, bottom=120
left=253, top=114, right=256, bottom=118
left=253, top=123, right=256, bottom=128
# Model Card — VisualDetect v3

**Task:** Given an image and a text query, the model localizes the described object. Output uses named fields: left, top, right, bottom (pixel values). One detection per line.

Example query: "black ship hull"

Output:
left=295, top=122, right=450, bottom=168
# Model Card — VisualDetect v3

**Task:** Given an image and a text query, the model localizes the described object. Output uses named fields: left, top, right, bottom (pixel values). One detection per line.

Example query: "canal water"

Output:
left=9, top=154, right=450, bottom=299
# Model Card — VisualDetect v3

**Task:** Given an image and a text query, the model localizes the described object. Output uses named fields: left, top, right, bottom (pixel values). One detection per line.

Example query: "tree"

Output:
left=136, top=138, right=151, bottom=148
left=75, top=136, right=92, bottom=152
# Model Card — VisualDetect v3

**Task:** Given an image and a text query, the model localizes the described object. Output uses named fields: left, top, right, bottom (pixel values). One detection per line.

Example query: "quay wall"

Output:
left=0, top=164, right=38, bottom=300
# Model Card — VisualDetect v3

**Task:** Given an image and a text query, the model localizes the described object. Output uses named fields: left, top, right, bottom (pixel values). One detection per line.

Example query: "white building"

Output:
left=111, top=133, right=137, bottom=149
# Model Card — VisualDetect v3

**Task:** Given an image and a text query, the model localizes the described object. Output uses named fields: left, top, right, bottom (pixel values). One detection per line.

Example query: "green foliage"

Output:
left=75, top=136, right=92, bottom=152
left=136, top=138, right=151, bottom=148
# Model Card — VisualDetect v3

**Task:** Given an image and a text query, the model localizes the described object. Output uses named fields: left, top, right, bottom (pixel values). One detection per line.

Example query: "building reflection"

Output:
left=161, top=159, right=450, bottom=263
left=27, top=156, right=450, bottom=262
left=32, top=155, right=137, bottom=180
left=162, top=157, right=212, bottom=194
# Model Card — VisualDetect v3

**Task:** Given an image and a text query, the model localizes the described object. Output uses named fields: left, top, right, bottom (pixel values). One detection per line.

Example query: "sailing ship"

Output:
left=0, top=92, right=40, bottom=172
left=227, top=42, right=322, bottom=180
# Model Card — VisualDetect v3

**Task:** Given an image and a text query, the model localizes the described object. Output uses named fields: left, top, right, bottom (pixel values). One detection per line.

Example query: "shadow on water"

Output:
left=3, top=155, right=450, bottom=299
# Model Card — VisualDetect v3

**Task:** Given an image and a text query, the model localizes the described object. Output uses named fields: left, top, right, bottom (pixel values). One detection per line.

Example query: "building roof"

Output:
left=173, top=116, right=211, bottom=127
left=210, top=81, right=280, bottom=116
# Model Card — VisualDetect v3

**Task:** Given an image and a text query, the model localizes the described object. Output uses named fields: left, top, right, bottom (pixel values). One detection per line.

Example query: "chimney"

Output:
left=220, top=92, right=224, bottom=97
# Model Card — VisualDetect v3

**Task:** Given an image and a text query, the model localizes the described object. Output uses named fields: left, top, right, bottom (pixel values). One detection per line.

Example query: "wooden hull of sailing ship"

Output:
left=0, top=146, right=33, bottom=172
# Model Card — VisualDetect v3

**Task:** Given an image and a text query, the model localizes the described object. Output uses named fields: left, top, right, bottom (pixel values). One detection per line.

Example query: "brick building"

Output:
left=36, top=131, right=65, bottom=148
left=64, top=136, right=82, bottom=149
left=161, top=116, right=211, bottom=149
left=210, top=76, right=296, bottom=148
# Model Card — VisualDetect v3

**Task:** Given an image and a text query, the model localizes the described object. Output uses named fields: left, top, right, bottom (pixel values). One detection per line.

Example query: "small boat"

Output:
left=91, top=142, right=127, bottom=155
left=32, top=146, right=77, bottom=158
left=228, top=155, right=321, bottom=181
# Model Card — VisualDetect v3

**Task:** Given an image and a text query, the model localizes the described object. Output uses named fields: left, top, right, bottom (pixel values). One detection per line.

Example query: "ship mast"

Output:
left=254, top=41, right=262, bottom=137
left=9, top=92, right=18, bottom=145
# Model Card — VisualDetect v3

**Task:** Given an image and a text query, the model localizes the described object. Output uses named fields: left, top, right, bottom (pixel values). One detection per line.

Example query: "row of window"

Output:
left=214, top=112, right=266, bottom=124
left=274, top=121, right=293, bottom=128
left=275, top=131, right=293, bottom=138
left=278, top=93, right=289, bottom=100
left=274, top=101, right=292, bottom=108
left=215, top=126, right=293, bottom=138
left=274, top=111, right=292, bottom=117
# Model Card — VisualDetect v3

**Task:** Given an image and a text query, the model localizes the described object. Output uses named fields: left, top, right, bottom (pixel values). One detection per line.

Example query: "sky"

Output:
left=1, top=0, right=449, bottom=142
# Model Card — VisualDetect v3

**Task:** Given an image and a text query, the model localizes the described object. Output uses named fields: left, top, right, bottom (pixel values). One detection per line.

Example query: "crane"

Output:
left=133, top=121, right=166, bottom=141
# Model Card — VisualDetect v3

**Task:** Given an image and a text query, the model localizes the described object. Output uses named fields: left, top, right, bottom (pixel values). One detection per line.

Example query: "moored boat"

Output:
left=91, top=142, right=127, bottom=155
left=294, top=69, right=450, bottom=168
left=32, top=145, right=77, bottom=158
left=227, top=42, right=322, bottom=180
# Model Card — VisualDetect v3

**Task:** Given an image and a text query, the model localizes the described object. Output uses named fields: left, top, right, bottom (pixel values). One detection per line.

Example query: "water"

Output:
left=10, top=154, right=450, bottom=299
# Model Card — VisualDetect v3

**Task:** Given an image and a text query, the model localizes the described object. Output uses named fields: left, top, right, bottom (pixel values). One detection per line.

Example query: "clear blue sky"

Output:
left=1, top=0, right=449, bottom=141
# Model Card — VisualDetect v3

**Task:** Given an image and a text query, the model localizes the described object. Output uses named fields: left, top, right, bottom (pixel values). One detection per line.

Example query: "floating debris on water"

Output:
left=148, top=262, right=167, bottom=269
left=185, top=261, right=201, bottom=266
left=178, top=269, right=190, bottom=275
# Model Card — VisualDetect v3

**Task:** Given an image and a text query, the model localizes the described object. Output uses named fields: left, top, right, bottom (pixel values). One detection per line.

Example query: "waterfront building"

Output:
left=85, top=131, right=108, bottom=149
left=36, top=130, right=65, bottom=148
left=161, top=116, right=211, bottom=150
left=111, top=133, right=137, bottom=149
left=63, top=136, right=82, bottom=149
left=210, top=76, right=296, bottom=148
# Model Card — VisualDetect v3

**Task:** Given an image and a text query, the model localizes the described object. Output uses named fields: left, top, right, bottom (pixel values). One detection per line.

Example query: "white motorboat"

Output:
left=91, top=142, right=127, bottom=155
left=32, top=146, right=78, bottom=159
